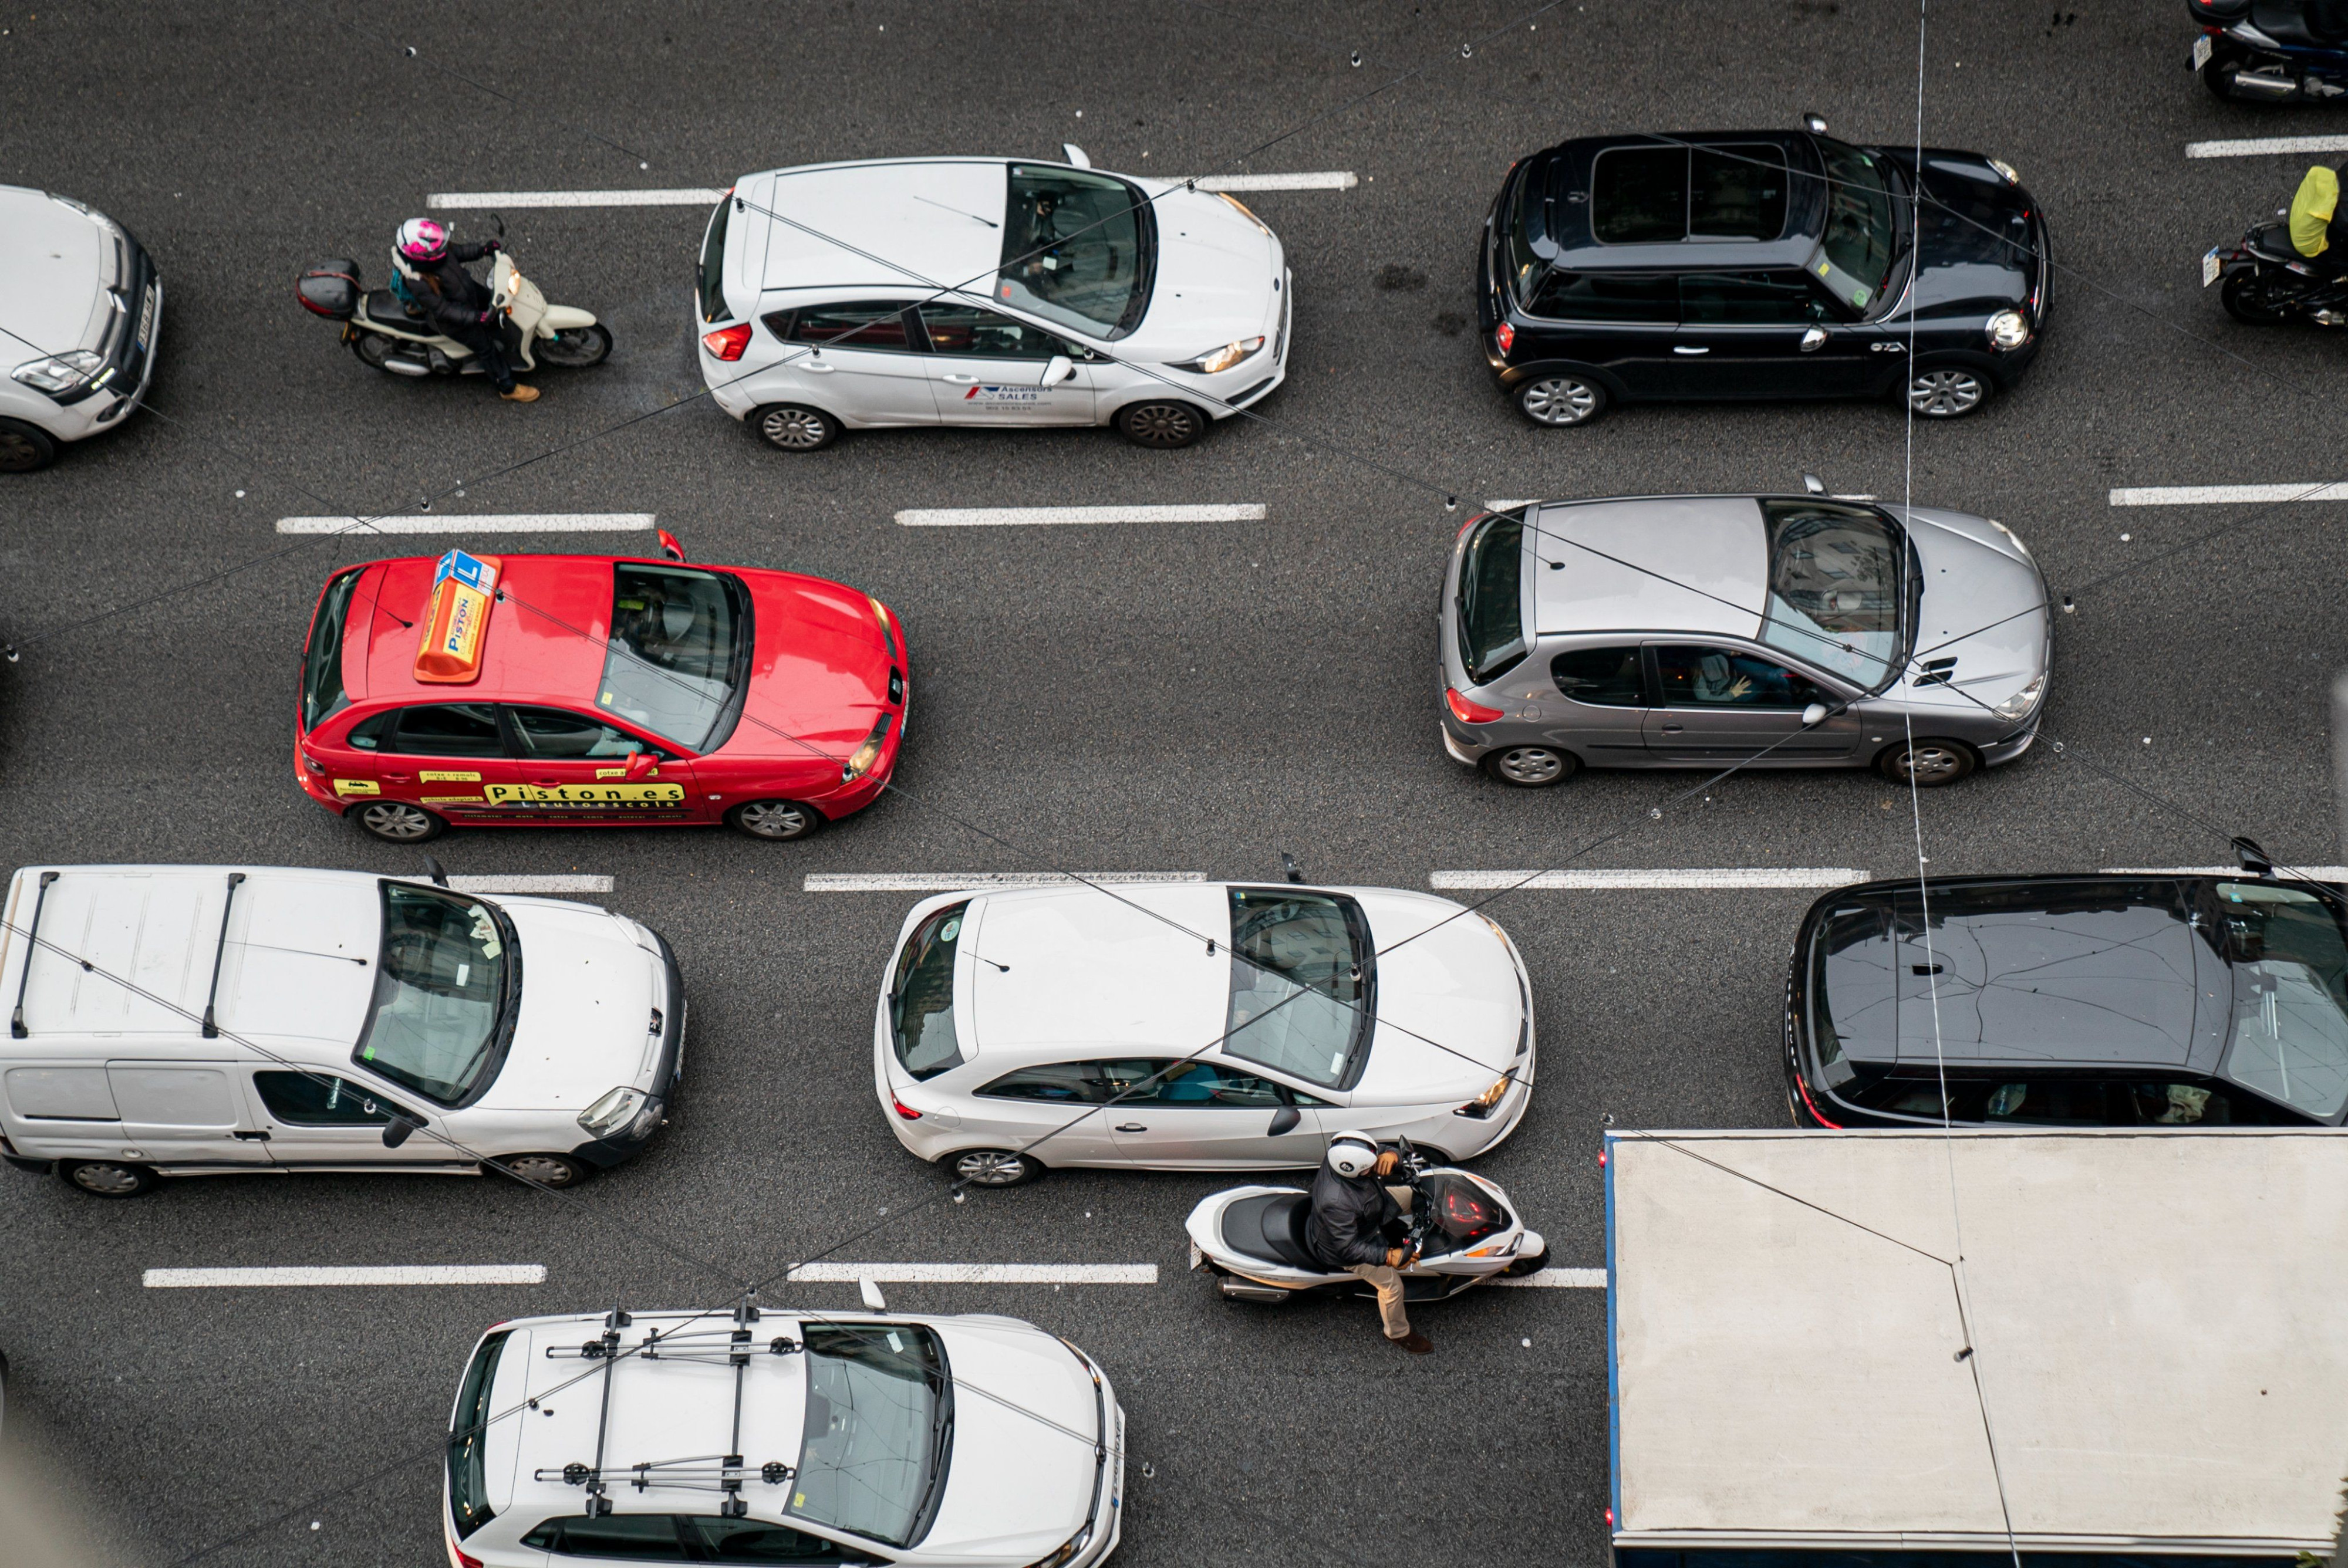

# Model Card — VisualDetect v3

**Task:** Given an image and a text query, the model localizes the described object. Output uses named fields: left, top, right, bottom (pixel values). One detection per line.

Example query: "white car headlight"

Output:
left=1987, top=158, right=2020, bottom=185
left=1024, top=1526, right=1093, bottom=1568
left=1992, top=675, right=2046, bottom=722
left=1986, top=309, right=2031, bottom=351
left=578, top=1085, right=649, bottom=1138
left=12, top=349, right=104, bottom=394
left=1173, top=336, right=1264, bottom=374
left=1213, top=191, right=1273, bottom=235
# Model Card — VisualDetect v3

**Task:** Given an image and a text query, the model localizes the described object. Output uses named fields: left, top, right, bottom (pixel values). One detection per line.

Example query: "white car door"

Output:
left=952, top=1057, right=1139, bottom=1168
left=913, top=302, right=1098, bottom=425
left=768, top=300, right=940, bottom=426
left=1102, top=1059, right=1327, bottom=1168
left=105, top=1061, right=275, bottom=1168
left=242, top=1066, right=470, bottom=1171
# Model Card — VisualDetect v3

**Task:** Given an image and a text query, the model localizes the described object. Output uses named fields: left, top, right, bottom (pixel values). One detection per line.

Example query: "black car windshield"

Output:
left=997, top=165, right=1154, bottom=340
left=1757, top=500, right=1908, bottom=688
left=1224, top=888, right=1373, bottom=1089
left=1810, top=140, right=1901, bottom=313
left=355, top=882, right=515, bottom=1106
left=1456, top=513, right=1527, bottom=684
left=790, top=1323, right=952, bottom=1549
left=599, top=564, right=745, bottom=751
left=2211, top=882, right=2348, bottom=1121
left=891, top=903, right=968, bottom=1081
left=302, top=567, right=365, bottom=732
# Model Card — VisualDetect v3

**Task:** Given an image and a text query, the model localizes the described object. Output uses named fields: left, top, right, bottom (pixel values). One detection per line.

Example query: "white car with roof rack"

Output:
left=694, top=151, right=1290, bottom=451
left=0, top=863, right=682, bottom=1197
left=444, top=1300, right=1123, bottom=1568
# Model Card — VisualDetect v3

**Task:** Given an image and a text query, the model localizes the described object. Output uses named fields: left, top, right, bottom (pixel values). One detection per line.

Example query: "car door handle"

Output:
left=1115, top=1123, right=1148, bottom=1133
left=382, top=772, right=410, bottom=783
left=942, top=373, right=983, bottom=383
left=1672, top=346, right=1709, bottom=355
left=801, top=358, right=835, bottom=373
left=530, top=778, right=564, bottom=787
left=1659, top=724, right=1685, bottom=734
left=232, top=1129, right=271, bottom=1141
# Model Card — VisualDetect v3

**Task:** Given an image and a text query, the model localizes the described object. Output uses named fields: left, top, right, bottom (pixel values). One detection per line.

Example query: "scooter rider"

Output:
left=1305, top=1131, right=1434, bottom=1355
left=393, top=218, right=539, bottom=403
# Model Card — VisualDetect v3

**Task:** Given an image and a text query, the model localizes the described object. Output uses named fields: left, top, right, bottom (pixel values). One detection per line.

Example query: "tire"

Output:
left=0, top=419, right=59, bottom=474
left=1502, top=1244, right=1551, bottom=1278
left=753, top=403, right=838, bottom=452
left=535, top=323, right=612, bottom=368
left=1116, top=400, right=1207, bottom=449
left=1482, top=744, right=1577, bottom=788
left=2221, top=270, right=2300, bottom=325
left=352, top=800, right=447, bottom=843
left=949, top=1148, right=1044, bottom=1187
left=1876, top=738, right=1978, bottom=788
left=1514, top=373, right=1607, bottom=428
left=726, top=799, right=824, bottom=841
left=60, top=1160, right=157, bottom=1198
left=491, top=1153, right=591, bottom=1189
left=352, top=332, right=420, bottom=373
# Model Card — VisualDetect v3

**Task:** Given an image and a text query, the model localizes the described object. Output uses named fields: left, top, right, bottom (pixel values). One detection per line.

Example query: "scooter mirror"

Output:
left=1267, top=1107, right=1301, bottom=1137
left=491, top=212, right=507, bottom=238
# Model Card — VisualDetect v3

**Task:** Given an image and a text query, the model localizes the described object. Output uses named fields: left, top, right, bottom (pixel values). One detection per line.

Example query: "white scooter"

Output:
left=297, top=244, right=612, bottom=379
left=1184, top=1138, right=1549, bottom=1305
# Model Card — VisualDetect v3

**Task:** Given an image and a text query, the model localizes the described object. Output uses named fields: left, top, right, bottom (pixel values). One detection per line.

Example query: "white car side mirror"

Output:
left=1041, top=354, right=1076, bottom=387
left=1062, top=143, right=1091, bottom=168
left=1801, top=702, right=1830, bottom=727
left=859, top=1277, right=888, bottom=1312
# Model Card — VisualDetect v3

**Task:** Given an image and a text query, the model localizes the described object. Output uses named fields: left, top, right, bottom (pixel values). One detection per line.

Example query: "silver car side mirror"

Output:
left=1799, top=327, right=1827, bottom=352
left=1802, top=113, right=1828, bottom=134
left=1801, top=702, right=1830, bottom=727
left=1041, top=354, right=1076, bottom=387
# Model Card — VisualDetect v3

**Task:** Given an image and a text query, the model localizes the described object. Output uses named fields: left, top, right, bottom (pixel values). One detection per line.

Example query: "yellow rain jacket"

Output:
left=2292, top=164, right=2339, bottom=258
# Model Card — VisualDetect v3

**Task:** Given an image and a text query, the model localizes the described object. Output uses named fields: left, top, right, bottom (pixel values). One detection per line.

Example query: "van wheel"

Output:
left=61, top=1160, right=157, bottom=1198
left=0, top=419, right=59, bottom=474
left=950, top=1149, right=1043, bottom=1187
left=1116, top=400, right=1207, bottom=448
left=753, top=404, right=838, bottom=451
left=353, top=800, right=446, bottom=842
left=1876, top=738, right=1978, bottom=786
left=492, top=1153, right=591, bottom=1189
left=727, top=800, right=823, bottom=840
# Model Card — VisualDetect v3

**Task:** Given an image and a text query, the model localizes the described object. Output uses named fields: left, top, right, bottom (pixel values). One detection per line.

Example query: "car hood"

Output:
left=1123, top=181, right=1281, bottom=354
left=920, top=1320, right=1101, bottom=1559
left=1885, top=506, right=2049, bottom=714
left=0, top=186, right=107, bottom=354
left=1352, top=890, right=1525, bottom=1104
left=476, top=898, right=657, bottom=1111
left=727, top=566, right=895, bottom=765
left=1883, top=148, right=2037, bottom=318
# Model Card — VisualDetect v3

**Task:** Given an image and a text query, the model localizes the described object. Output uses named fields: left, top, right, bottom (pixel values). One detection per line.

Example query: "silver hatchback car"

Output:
left=1438, top=494, right=2050, bottom=787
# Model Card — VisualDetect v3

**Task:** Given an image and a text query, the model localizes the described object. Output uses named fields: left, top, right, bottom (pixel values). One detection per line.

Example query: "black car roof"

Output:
left=1526, top=130, right=1830, bottom=273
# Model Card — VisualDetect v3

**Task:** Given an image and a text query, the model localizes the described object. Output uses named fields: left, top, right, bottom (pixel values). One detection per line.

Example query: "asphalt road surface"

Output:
left=4, top=3, right=2342, bottom=1565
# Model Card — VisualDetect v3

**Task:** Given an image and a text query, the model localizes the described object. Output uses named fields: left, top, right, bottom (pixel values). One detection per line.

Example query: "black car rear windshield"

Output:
left=1593, top=143, right=1787, bottom=244
left=997, top=164, right=1155, bottom=340
left=302, top=567, right=365, bottom=732
left=1758, top=500, right=1909, bottom=688
left=891, top=903, right=968, bottom=1081
left=600, top=564, right=749, bottom=752
left=2209, top=881, right=2348, bottom=1121
left=1456, top=513, right=1527, bottom=685
left=1224, top=887, right=1374, bottom=1089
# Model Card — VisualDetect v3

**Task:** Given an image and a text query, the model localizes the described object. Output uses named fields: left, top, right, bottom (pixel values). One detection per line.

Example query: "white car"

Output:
left=0, top=184, right=161, bottom=472
left=0, top=864, right=681, bottom=1197
left=445, top=1304, right=1124, bottom=1568
left=874, top=881, right=1534, bottom=1184
left=695, top=154, right=1290, bottom=451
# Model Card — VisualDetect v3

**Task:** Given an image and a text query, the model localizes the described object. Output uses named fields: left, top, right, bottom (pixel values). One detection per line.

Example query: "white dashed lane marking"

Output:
left=804, top=872, right=1206, bottom=892
left=787, top=1263, right=1159, bottom=1285
left=2109, top=484, right=2348, bottom=506
left=895, top=505, right=1266, bottom=528
left=448, top=875, right=615, bottom=895
left=276, top=513, right=656, bottom=535
left=145, top=1265, right=546, bottom=1289
left=427, top=174, right=1356, bottom=210
left=1431, top=869, right=1870, bottom=891
left=2185, top=134, right=2348, bottom=159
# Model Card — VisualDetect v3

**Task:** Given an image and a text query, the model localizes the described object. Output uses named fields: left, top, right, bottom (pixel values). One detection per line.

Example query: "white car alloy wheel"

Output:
left=1908, top=368, right=1986, bottom=418
left=1517, top=374, right=1602, bottom=427
left=756, top=404, right=836, bottom=451
left=953, top=1150, right=1039, bottom=1187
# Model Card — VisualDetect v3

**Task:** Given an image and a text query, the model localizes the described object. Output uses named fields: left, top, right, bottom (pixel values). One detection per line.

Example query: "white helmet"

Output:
left=1325, top=1130, right=1381, bottom=1179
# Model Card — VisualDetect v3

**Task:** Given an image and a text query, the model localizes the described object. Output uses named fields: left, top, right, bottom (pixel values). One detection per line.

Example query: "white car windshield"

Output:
left=2213, top=882, right=2348, bottom=1121
left=790, top=1324, right=952, bottom=1549
left=354, top=883, right=515, bottom=1105
left=994, top=165, right=1154, bottom=340
left=1224, top=888, right=1374, bottom=1089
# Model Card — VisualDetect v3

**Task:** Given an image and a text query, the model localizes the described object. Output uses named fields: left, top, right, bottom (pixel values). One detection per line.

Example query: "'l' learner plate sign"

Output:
left=2203, top=248, right=2224, bottom=288
left=415, top=549, right=502, bottom=683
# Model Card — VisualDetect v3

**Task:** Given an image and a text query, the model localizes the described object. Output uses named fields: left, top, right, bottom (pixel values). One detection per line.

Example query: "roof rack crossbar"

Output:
left=10, top=871, right=61, bottom=1039
left=200, top=871, right=247, bottom=1038
left=723, top=1297, right=757, bottom=1516
left=582, top=1305, right=630, bottom=1516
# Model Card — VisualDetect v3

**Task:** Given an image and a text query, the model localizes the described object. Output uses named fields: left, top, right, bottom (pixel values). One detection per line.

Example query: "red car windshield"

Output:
left=598, top=563, right=747, bottom=750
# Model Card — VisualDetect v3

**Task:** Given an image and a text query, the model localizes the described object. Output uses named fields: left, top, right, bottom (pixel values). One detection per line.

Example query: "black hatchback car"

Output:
left=1476, top=125, right=2050, bottom=427
left=1786, top=871, right=2348, bottom=1129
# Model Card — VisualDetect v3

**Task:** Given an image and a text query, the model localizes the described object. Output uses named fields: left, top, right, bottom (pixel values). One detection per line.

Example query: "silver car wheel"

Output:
left=357, top=802, right=440, bottom=842
left=758, top=405, right=834, bottom=451
left=953, top=1150, right=1035, bottom=1187
left=498, top=1154, right=585, bottom=1188
left=1518, top=375, right=1600, bottom=427
left=730, top=800, right=818, bottom=840
left=1908, top=369, right=1985, bottom=418
left=1489, top=745, right=1571, bottom=786
left=1892, top=744, right=1969, bottom=785
left=68, top=1162, right=149, bottom=1196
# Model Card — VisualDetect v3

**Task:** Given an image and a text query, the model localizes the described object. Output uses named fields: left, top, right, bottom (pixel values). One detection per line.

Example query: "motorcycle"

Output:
left=2190, top=0, right=2348, bottom=103
left=295, top=234, right=612, bottom=379
left=2203, top=205, right=2348, bottom=323
left=1183, top=1138, right=1550, bottom=1306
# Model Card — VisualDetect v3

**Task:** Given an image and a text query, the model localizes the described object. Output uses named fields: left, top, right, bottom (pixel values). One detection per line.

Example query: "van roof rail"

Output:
left=9, top=871, right=62, bottom=1039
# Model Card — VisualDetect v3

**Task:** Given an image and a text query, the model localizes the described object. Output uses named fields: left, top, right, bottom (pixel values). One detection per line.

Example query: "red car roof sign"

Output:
left=414, top=549, right=502, bottom=684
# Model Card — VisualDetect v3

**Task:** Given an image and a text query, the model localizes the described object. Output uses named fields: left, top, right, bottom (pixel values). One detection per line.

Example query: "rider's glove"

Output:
left=477, top=309, right=495, bottom=325
left=483, top=238, right=502, bottom=254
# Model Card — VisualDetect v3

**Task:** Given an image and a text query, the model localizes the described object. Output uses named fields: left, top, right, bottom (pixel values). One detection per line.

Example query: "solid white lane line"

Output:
left=429, top=188, right=724, bottom=209
left=2103, top=864, right=2348, bottom=879
left=805, top=873, right=1206, bottom=893
left=785, top=1263, right=1158, bottom=1285
left=1430, top=869, right=1868, bottom=891
left=448, top=875, right=616, bottom=895
left=1490, top=1268, right=1606, bottom=1289
left=2109, top=484, right=2348, bottom=506
left=145, top=1265, right=545, bottom=1289
left=894, top=504, right=1266, bottom=528
left=1176, top=171, right=1358, bottom=192
left=2186, top=134, right=2348, bottom=159
left=276, top=513, right=656, bottom=535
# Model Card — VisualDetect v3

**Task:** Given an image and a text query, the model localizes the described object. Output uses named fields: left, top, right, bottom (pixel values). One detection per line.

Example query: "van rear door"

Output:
left=106, top=1062, right=274, bottom=1168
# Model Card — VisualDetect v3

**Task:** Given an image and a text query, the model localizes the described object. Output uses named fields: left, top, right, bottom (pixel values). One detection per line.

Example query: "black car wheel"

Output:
left=0, top=419, right=59, bottom=474
left=1514, top=374, right=1606, bottom=428
left=1876, top=738, right=1978, bottom=788
left=2221, top=271, right=2300, bottom=325
left=1483, top=745, right=1577, bottom=788
left=753, top=404, right=838, bottom=451
left=353, top=800, right=447, bottom=842
left=1116, top=400, right=1207, bottom=448
left=1905, top=367, right=1990, bottom=419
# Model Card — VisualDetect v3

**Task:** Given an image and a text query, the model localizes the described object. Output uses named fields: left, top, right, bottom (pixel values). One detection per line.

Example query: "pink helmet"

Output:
left=396, top=218, right=449, bottom=261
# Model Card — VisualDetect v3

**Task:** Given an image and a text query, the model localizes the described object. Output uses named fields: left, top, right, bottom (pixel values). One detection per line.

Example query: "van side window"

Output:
left=253, top=1072, right=392, bottom=1126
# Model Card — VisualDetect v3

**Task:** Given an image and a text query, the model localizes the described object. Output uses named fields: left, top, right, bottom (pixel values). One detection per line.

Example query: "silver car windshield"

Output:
left=790, top=1323, right=952, bottom=1549
left=1224, top=888, right=1373, bottom=1089
left=354, top=883, right=514, bottom=1105
left=1757, top=500, right=1906, bottom=688
left=2212, top=882, right=2348, bottom=1121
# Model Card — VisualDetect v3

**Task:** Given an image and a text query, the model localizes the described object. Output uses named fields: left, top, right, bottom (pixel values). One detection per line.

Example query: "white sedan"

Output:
left=873, top=881, right=1534, bottom=1184
left=695, top=153, right=1290, bottom=451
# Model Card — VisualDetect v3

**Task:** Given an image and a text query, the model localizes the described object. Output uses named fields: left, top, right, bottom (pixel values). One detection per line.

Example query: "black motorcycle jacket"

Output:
left=1305, top=1163, right=1401, bottom=1270
left=399, top=242, right=499, bottom=336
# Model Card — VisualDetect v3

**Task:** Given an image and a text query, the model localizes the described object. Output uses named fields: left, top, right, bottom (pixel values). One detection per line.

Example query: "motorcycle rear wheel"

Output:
left=537, top=324, right=613, bottom=368
left=2221, top=271, right=2300, bottom=325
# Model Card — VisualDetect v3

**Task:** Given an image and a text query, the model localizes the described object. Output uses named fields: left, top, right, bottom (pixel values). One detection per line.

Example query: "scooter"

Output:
left=296, top=238, right=612, bottom=379
left=2190, top=0, right=2348, bottom=103
left=1183, top=1138, right=1550, bottom=1306
left=2202, top=204, right=2348, bottom=323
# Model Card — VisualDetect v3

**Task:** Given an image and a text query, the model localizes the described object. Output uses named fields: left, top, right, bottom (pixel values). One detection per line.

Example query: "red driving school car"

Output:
left=295, top=543, right=907, bottom=843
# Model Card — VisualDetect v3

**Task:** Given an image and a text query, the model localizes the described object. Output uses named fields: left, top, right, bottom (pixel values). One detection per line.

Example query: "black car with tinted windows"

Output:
left=1786, top=871, right=2348, bottom=1130
left=1476, top=126, right=2049, bottom=427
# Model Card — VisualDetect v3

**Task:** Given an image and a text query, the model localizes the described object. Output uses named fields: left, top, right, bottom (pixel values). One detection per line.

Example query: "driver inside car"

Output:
left=1305, top=1131, right=1433, bottom=1355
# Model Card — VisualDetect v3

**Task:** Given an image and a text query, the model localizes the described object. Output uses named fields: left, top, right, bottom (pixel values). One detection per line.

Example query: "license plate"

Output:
left=2203, top=248, right=2224, bottom=288
left=2194, top=33, right=2214, bottom=70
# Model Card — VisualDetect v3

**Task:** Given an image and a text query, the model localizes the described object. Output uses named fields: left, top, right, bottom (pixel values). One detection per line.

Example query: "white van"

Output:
left=0, top=865, right=682, bottom=1197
